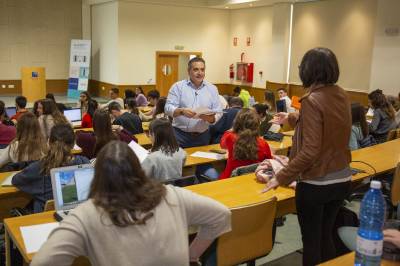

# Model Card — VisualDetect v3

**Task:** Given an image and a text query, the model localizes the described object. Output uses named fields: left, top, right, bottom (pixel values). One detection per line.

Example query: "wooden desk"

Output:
left=319, top=252, right=398, bottom=265
left=138, top=106, right=153, bottom=113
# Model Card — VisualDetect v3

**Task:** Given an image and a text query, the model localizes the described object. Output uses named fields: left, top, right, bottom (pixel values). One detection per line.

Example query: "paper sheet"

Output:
left=128, top=141, right=149, bottom=163
left=20, top=222, right=59, bottom=254
left=190, top=151, right=225, bottom=160
left=73, top=144, right=82, bottom=151
left=268, top=123, right=281, bottom=133
left=1, top=172, right=17, bottom=187
left=192, top=107, right=216, bottom=119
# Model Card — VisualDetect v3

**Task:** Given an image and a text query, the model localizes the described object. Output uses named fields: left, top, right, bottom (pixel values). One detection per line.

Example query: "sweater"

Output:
left=12, top=155, right=90, bottom=213
left=142, top=148, right=187, bottom=181
left=113, top=112, right=143, bottom=135
left=369, top=108, right=397, bottom=142
left=31, top=186, right=231, bottom=266
left=0, top=122, right=16, bottom=145
left=348, top=125, right=363, bottom=151
left=81, top=113, right=93, bottom=128
left=209, top=107, right=241, bottom=144
left=219, top=131, right=272, bottom=179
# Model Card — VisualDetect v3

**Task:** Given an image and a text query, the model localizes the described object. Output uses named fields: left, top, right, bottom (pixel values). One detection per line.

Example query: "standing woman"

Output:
left=264, top=48, right=352, bottom=266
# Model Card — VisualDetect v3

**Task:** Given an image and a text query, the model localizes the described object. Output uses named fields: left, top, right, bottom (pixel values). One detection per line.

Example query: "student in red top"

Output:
left=219, top=108, right=272, bottom=179
left=81, top=99, right=98, bottom=128
left=11, top=96, right=29, bottom=123
left=0, top=101, right=16, bottom=148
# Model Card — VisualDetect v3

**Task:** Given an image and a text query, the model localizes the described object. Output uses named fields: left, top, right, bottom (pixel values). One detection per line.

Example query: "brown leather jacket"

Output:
left=276, top=85, right=352, bottom=185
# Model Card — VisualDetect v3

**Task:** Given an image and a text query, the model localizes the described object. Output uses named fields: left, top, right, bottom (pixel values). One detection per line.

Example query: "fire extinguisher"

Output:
left=229, top=64, right=234, bottom=80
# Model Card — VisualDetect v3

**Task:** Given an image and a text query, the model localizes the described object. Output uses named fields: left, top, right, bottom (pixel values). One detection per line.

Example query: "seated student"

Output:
left=349, top=103, right=370, bottom=150
left=76, top=109, right=136, bottom=159
left=368, top=90, right=397, bottom=143
left=12, top=124, right=89, bottom=213
left=81, top=99, right=98, bottom=128
left=78, top=91, right=91, bottom=116
left=31, top=141, right=231, bottom=266
left=145, top=89, right=160, bottom=115
left=109, top=102, right=143, bottom=135
left=135, top=86, right=148, bottom=107
left=253, top=103, right=273, bottom=136
left=142, top=118, right=186, bottom=181
left=277, top=88, right=295, bottom=113
left=124, top=89, right=136, bottom=105
left=209, top=97, right=243, bottom=144
left=32, top=100, right=40, bottom=118
left=0, top=113, right=47, bottom=168
left=387, top=95, right=400, bottom=127
left=126, top=98, right=151, bottom=122
left=11, top=96, right=29, bottom=123
left=219, top=108, right=273, bottom=179
left=153, top=97, right=168, bottom=120
left=37, top=99, right=69, bottom=139
left=264, top=90, right=276, bottom=113
left=0, top=101, right=16, bottom=148
left=233, top=86, right=251, bottom=108
left=46, top=93, right=69, bottom=113
left=101, top=88, right=124, bottom=109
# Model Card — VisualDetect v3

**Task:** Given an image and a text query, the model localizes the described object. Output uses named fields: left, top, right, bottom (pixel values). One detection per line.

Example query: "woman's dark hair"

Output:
left=136, top=86, right=144, bottom=95
left=126, top=98, right=139, bottom=115
left=45, top=93, right=56, bottom=102
left=125, top=89, right=136, bottom=99
left=93, top=109, right=118, bottom=155
left=41, top=124, right=75, bottom=175
left=387, top=95, right=400, bottom=112
left=299, top=47, right=339, bottom=88
left=80, top=91, right=92, bottom=102
left=232, top=108, right=260, bottom=160
left=153, top=97, right=167, bottom=119
left=39, top=99, right=68, bottom=135
left=87, top=99, right=98, bottom=118
left=149, top=118, right=179, bottom=156
left=253, top=103, right=269, bottom=118
left=15, top=96, right=27, bottom=109
left=351, top=103, right=369, bottom=138
left=368, top=91, right=395, bottom=120
left=0, top=100, right=6, bottom=120
left=32, top=100, right=40, bottom=117
left=264, top=90, right=276, bottom=111
left=89, top=141, right=166, bottom=227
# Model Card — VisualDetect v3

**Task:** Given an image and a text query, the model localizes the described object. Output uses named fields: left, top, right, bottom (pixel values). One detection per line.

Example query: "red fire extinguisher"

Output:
left=229, top=64, right=234, bottom=80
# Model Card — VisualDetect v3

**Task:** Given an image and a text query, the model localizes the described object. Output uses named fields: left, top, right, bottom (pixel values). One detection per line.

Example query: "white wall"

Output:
left=118, top=2, right=230, bottom=85
left=229, top=3, right=291, bottom=88
left=91, top=1, right=119, bottom=84
left=289, top=0, right=378, bottom=91
left=369, top=0, right=400, bottom=96
left=0, top=0, right=81, bottom=80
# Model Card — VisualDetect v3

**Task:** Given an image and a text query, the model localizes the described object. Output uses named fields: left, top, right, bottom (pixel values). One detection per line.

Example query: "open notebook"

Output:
left=1, top=172, right=18, bottom=187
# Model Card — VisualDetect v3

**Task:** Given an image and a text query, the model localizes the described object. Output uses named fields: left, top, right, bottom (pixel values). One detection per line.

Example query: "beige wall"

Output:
left=118, top=2, right=230, bottom=85
left=91, top=1, right=119, bottom=84
left=229, top=3, right=291, bottom=88
left=369, top=0, right=400, bottom=95
left=289, top=0, right=378, bottom=91
left=0, top=0, right=82, bottom=80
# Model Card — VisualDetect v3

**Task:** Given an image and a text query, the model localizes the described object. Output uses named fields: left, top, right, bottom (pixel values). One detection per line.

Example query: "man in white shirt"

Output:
left=101, top=88, right=124, bottom=109
left=278, top=88, right=295, bottom=113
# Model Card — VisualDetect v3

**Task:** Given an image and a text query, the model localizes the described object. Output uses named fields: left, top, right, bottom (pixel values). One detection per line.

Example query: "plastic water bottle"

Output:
left=355, top=180, right=386, bottom=266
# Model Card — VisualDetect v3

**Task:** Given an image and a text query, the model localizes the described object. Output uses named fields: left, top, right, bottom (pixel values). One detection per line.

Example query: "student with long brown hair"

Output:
left=0, top=113, right=47, bottom=168
left=368, top=91, right=397, bottom=143
left=349, top=103, right=370, bottom=150
left=37, top=98, right=69, bottom=139
left=12, top=124, right=89, bottom=213
left=75, top=109, right=136, bottom=159
left=31, top=141, right=231, bottom=266
left=219, top=108, right=272, bottom=179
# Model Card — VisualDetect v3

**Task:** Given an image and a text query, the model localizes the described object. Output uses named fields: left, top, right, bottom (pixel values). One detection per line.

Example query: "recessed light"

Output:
left=225, top=6, right=229, bottom=8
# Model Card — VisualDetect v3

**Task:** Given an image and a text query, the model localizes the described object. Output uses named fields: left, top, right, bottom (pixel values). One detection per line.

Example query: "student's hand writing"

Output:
left=384, top=229, right=400, bottom=248
left=261, top=177, right=280, bottom=193
left=270, top=112, right=289, bottom=125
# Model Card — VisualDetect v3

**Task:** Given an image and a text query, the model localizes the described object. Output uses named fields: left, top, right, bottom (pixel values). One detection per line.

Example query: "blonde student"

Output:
left=142, top=118, right=186, bottom=181
left=31, top=141, right=231, bottom=266
left=0, top=112, right=47, bottom=168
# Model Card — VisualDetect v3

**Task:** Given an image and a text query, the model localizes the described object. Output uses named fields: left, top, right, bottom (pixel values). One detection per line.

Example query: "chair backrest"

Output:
left=391, top=163, right=400, bottom=206
left=291, top=96, right=301, bottom=110
left=231, top=163, right=260, bottom=177
left=387, top=128, right=400, bottom=141
left=44, top=200, right=55, bottom=212
left=217, top=197, right=277, bottom=266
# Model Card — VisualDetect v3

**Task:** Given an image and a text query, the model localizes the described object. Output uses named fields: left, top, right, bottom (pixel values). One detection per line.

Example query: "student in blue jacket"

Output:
left=12, top=124, right=89, bottom=213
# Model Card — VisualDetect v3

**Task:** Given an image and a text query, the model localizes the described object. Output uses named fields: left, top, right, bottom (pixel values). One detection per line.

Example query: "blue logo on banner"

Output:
left=68, top=78, right=79, bottom=90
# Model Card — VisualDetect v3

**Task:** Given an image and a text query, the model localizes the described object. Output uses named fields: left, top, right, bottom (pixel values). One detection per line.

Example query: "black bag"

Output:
left=358, top=135, right=377, bottom=148
left=333, top=206, right=359, bottom=256
left=263, top=132, right=284, bottom=142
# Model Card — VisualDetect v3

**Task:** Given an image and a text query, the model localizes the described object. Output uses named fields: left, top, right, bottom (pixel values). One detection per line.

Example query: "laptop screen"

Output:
left=51, top=165, right=94, bottom=210
left=6, top=107, right=16, bottom=118
left=276, top=100, right=287, bottom=113
left=64, top=108, right=81, bottom=122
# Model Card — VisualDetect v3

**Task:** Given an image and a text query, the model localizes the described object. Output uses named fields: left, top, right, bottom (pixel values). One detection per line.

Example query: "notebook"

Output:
left=64, top=108, right=82, bottom=126
left=50, top=164, right=94, bottom=221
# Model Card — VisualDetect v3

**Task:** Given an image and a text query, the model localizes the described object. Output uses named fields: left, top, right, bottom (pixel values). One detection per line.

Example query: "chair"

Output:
left=291, top=96, right=301, bottom=110
left=44, top=200, right=55, bottom=212
left=216, top=197, right=277, bottom=266
left=387, top=128, right=400, bottom=141
left=231, top=163, right=260, bottom=177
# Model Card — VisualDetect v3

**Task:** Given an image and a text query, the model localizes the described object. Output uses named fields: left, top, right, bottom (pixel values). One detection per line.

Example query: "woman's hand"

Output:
left=270, top=112, right=289, bottom=125
left=384, top=229, right=400, bottom=248
left=261, top=177, right=280, bottom=193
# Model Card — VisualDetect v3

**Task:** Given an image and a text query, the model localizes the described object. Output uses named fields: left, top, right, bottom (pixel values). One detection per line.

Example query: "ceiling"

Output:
left=85, top=0, right=322, bottom=9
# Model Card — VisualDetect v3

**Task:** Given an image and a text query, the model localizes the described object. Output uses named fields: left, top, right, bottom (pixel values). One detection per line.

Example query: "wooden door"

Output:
left=156, top=54, right=179, bottom=96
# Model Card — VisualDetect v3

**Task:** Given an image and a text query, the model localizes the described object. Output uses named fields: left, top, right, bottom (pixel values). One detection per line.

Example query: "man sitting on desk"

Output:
left=165, top=57, right=222, bottom=148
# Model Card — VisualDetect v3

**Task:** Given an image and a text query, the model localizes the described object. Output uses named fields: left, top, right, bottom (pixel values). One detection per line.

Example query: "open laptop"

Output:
left=50, top=164, right=94, bottom=221
left=276, top=99, right=287, bottom=113
left=6, top=107, right=16, bottom=118
left=64, top=108, right=82, bottom=127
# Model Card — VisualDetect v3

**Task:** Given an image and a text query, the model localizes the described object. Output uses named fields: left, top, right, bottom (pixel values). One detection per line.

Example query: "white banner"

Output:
left=68, top=39, right=91, bottom=98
